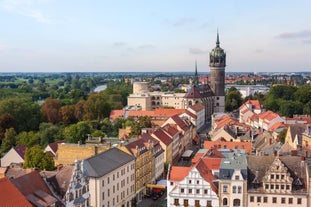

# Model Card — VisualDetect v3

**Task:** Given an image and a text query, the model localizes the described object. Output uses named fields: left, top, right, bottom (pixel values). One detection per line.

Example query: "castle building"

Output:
left=127, top=32, right=226, bottom=122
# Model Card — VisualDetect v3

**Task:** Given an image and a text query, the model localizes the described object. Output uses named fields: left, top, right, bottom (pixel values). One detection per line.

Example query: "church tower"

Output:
left=210, top=31, right=226, bottom=113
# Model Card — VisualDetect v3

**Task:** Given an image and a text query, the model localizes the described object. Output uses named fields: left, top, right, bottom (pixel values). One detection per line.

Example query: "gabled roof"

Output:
left=152, top=128, right=173, bottom=146
left=258, top=110, right=279, bottom=121
left=162, top=124, right=179, bottom=137
left=42, top=165, right=74, bottom=198
left=170, top=115, right=190, bottom=131
left=125, top=138, right=149, bottom=156
left=195, top=159, right=218, bottom=193
left=289, top=124, right=306, bottom=143
left=184, top=110, right=197, bottom=119
left=46, top=140, right=65, bottom=154
left=11, top=170, right=60, bottom=207
left=268, top=122, right=287, bottom=131
left=84, top=148, right=135, bottom=178
left=244, top=100, right=262, bottom=110
left=0, top=177, right=33, bottom=207
left=188, top=103, right=204, bottom=112
left=169, top=166, right=191, bottom=181
left=14, top=145, right=27, bottom=159
left=184, top=84, right=213, bottom=98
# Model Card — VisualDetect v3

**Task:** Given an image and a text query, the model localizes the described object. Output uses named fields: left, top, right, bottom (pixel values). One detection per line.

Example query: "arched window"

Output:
left=232, top=186, right=236, bottom=193
left=223, top=198, right=228, bottom=206
left=233, top=199, right=241, bottom=207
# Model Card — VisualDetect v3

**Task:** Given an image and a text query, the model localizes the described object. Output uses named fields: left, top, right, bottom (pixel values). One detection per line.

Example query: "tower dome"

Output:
left=209, top=32, right=226, bottom=67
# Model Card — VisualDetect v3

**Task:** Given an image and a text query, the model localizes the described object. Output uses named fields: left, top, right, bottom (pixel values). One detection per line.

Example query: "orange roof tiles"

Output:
left=154, top=109, right=185, bottom=117
left=195, top=159, right=218, bottom=193
left=203, top=141, right=252, bottom=154
left=0, top=177, right=33, bottom=207
left=169, top=166, right=191, bottom=181
left=188, top=103, right=204, bottom=112
left=109, top=110, right=124, bottom=120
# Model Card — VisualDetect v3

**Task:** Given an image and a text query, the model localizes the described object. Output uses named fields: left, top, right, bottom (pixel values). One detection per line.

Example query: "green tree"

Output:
left=0, top=98, right=41, bottom=132
left=1, top=128, right=17, bottom=154
left=101, top=118, right=113, bottom=136
left=279, top=100, right=303, bottom=117
left=60, top=105, right=77, bottom=125
left=279, top=128, right=288, bottom=144
left=130, top=116, right=151, bottom=136
left=225, top=87, right=243, bottom=112
left=16, top=131, right=39, bottom=148
left=0, top=113, right=15, bottom=141
left=303, top=100, right=311, bottom=116
left=294, top=84, right=311, bottom=104
left=64, top=121, right=91, bottom=143
left=37, top=123, right=63, bottom=147
left=23, top=145, right=55, bottom=170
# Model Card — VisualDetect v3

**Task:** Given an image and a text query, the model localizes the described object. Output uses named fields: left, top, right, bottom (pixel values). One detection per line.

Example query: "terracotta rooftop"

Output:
left=169, top=166, right=191, bottom=181
left=203, top=141, right=252, bottom=154
left=162, top=124, right=179, bottom=137
left=188, top=103, right=204, bottom=112
left=170, top=115, right=190, bottom=131
left=195, top=159, right=218, bottom=193
left=244, top=100, right=262, bottom=110
left=12, top=170, right=61, bottom=207
left=268, top=122, right=287, bottom=131
left=0, top=177, right=33, bottom=207
left=109, top=110, right=124, bottom=120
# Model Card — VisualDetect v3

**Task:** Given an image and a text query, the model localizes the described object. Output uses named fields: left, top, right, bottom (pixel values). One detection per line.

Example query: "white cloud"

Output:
left=0, top=0, right=52, bottom=23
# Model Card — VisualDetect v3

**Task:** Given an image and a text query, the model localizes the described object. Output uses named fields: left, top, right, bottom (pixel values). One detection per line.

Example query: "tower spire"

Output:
left=194, top=60, right=198, bottom=86
left=216, top=29, right=220, bottom=47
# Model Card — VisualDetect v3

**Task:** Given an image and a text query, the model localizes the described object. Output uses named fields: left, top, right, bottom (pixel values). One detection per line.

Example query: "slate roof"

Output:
left=0, top=177, right=33, bottom=207
left=14, top=145, right=27, bottom=159
left=84, top=148, right=135, bottom=178
left=184, top=84, right=214, bottom=98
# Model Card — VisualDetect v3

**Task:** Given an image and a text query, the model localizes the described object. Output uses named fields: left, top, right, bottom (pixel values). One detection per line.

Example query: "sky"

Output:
left=0, top=0, right=310, bottom=73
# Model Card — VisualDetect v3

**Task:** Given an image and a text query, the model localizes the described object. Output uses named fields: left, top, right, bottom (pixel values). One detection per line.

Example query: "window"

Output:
left=276, top=174, right=279, bottom=179
left=102, top=180, right=105, bottom=187
left=257, top=196, right=261, bottom=203
left=206, top=200, right=212, bottom=207
left=238, top=186, right=242, bottom=193
left=281, top=197, right=286, bottom=204
left=204, top=189, right=208, bottom=194
left=102, top=192, right=104, bottom=200
left=271, top=174, right=274, bottom=179
left=223, top=198, right=228, bottom=206
left=297, top=198, right=302, bottom=205
left=181, top=188, right=184, bottom=193
left=281, top=185, right=284, bottom=190
left=271, top=184, right=274, bottom=189
left=196, top=189, right=200, bottom=194
left=232, top=186, right=236, bottom=193
left=233, top=199, right=240, bottom=207
left=276, top=185, right=279, bottom=190
left=265, top=184, right=269, bottom=189
left=235, top=175, right=240, bottom=180
left=223, top=185, right=228, bottom=193
left=170, top=182, right=173, bottom=186
left=281, top=174, right=285, bottom=179
left=288, top=198, right=293, bottom=204
left=272, top=197, right=277, bottom=203
left=286, top=185, right=290, bottom=190
left=197, top=180, right=199, bottom=184
left=189, top=180, right=192, bottom=184
left=263, top=197, right=268, bottom=203
left=188, top=189, right=192, bottom=194
left=108, top=189, right=110, bottom=197
left=184, top=199, right=189, bottom=206
left=195, top=200, right=200, bottom=206
left=250, top=196, right=254, bottom=202
left=113, top=174, right=115, bottom=181
left=174, top=199, right=179, bottom=205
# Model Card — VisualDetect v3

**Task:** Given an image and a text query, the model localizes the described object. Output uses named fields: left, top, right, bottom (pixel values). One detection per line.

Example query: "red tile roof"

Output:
left=152, top=128, right=173, bottom=146
left=188, top=103, right=204, bottom=112
left=203, top=141, right=252, bottom=154
left=0, top=177, right=33, bottom=207
left=195, top=159, right=218, bottom=193
left=162, top=124, right=179, bottom=137
left=109, top=110, right=124, bottom=120
left=244, top=100, right=262, bottom=110
left=170, top=115, right=190, bottom=131
left=154, top=109, right=185, bottom=117
left=268, top=122, right=287, bottom=131
left=12, top=170, right=60, bottom=207
left=169, top=166, right=191, bottom=181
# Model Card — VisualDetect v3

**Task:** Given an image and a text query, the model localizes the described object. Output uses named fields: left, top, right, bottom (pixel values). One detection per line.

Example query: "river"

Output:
left=94, top=84, right=107, bottom=92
